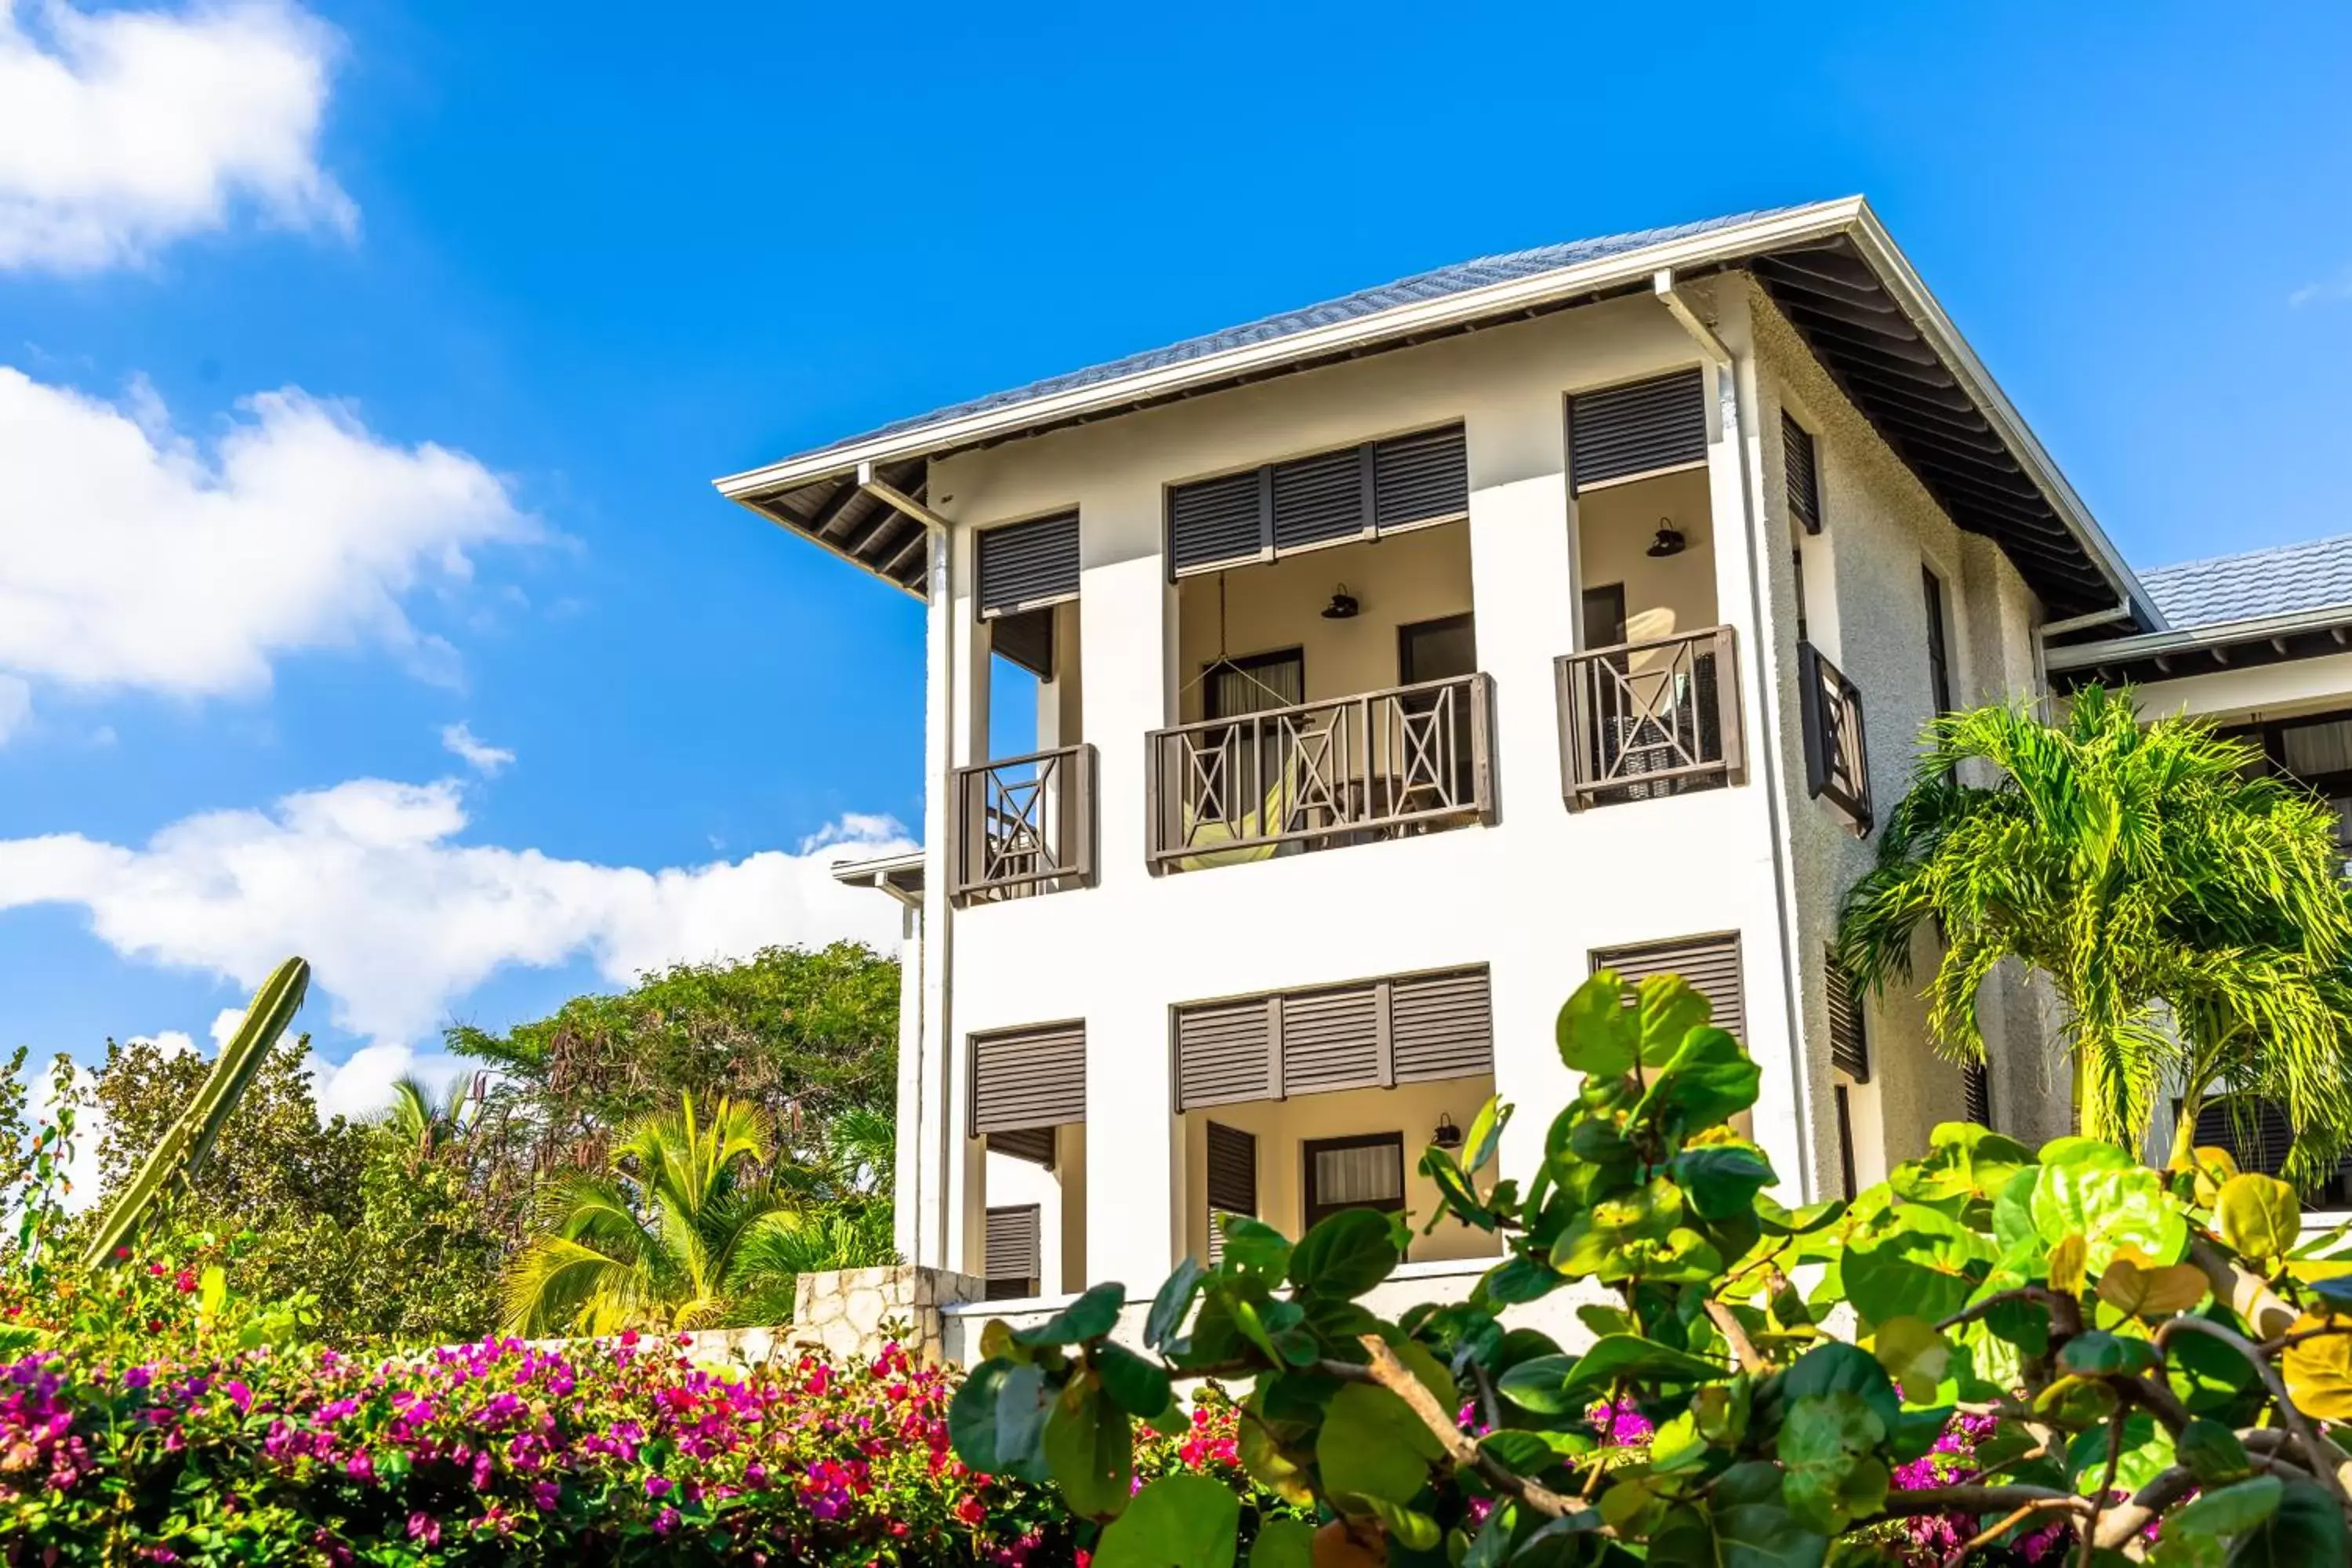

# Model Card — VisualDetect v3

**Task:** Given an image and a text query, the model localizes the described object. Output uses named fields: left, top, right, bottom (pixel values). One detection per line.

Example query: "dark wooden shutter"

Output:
left=1206, top=1122, right=1258, bottom=1215
left=1825, top=952, right=1869, bottom=1083
left=976, top=512, right=1080, bottom=619
left=1570, top=370, right=1708, bottom=493
left=987, top=1127, right=1056, bottom=1167
left=984, top=1205, right=1041, bottom=1296
left=1169, top=425, right=1468, bottom=577
left=1834, top=1086, right=1858, bottom=1200
left=2194, top=1098, right=2295, bottom=1178
left=1963, top=1062, right=1993, bottom=1127
left=1373, top=426, right=1469, bottom=532
left=970, top=1022, right=1086, bottom=1135
left=1168, top=470, right=1266, bottom=575
left=1390, top=968, right=1493, bottom=1083
left=1271, top=446, right=1367, bottom=552
left=1592, top=934, right=1745, bottom=1044
left=1175, top=998, right=1276, bottom=1111
left=1280, top=983, right=1382, bottom=1096
left=1784, top=415, right=1821, bottom=534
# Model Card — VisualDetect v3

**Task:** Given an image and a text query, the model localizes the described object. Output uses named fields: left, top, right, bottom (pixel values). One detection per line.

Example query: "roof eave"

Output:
left=2045, top=603, right=2352, bottom=673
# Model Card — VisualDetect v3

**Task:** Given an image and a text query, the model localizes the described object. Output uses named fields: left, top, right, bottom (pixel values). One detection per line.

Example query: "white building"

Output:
left=717, top=198, right=2183, bottom=1317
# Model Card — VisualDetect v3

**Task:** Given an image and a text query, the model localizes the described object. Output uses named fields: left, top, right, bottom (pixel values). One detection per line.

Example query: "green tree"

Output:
left=86, top=1036, right=500, bottom=1348
left=448, top=942, right=899, bottom=1212
left=374, top=1072, right=477, bottom=1167
left=503, top=1093, right=855, bottom=1335
left=1836, top=686, right=2352, bottom=1180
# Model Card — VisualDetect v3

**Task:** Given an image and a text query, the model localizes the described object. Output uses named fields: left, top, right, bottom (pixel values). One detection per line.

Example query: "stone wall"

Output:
left=787, top=1265, right=984, bottom=1367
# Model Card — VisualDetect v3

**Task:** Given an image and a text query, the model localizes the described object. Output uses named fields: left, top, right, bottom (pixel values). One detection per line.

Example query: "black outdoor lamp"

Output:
left=1646, top=517, right=1687, bottom=558
left=1321, top=584, right=1361, bottom=619
left=1431, top=1112, right=1463, bottom=1152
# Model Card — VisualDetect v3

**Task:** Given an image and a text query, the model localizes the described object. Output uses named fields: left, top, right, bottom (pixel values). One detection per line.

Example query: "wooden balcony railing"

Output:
left=1798, top=641, right=1872, bottom=835
left=953, top=744, right=1096, bottom=902
left=1147, top=674, right=1495, bottom=871
left=1555, top=626, right=1744, bottom=810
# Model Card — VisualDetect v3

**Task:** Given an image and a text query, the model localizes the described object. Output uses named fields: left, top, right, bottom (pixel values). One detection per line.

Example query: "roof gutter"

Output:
left=714, top=200, right=1871, bottom=502
left=2044, top=603, right=2352, bottom=673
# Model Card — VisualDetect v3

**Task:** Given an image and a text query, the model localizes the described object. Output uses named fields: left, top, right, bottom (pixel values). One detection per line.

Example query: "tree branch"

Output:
left=2187, top=1236, right=2296, bottom=1340
left=2092, top=1465, right=2200, bottom=1552
left=1704, top=1299, right=1766, bottom=1374
left=1941, top=1498, right=2083, bottom=1568
left=2154, top=1316, right=2349, bottom=1508
left=1342, top=1334, right=1589, bottom=1523
left=1875, top=1485, right=2092, bottom=1519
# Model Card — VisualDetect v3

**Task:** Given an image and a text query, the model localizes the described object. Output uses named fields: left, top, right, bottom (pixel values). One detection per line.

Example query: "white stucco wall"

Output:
left=889, top=274, right=2067, bottom=1294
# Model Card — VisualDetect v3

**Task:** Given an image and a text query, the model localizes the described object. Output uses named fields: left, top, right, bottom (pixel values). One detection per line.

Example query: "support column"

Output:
left=913, top=522, right=956, bottom=1270
left=1077, top=485, right=1181, bottom=1291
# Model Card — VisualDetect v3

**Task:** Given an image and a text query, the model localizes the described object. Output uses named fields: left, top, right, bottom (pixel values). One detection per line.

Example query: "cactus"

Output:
left=81, top=957, right=310, bottom=1270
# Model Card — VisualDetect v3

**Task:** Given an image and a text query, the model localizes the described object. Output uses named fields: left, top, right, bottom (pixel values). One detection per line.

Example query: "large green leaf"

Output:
left=1145, top=1257, right=1207, bottom=1351
left=1780, top=1342, right=1901, bottom=1434
left=2226, top=1479, right=2349, bottom=1566
left=1287, top=1208, right=1399, bottom=1299
left=2170, top=1475, right=2283, bottom=1542
left=993, top=1362, right=1054, bottom=1482
left=2065, top=1413, right=2172, bottom=1495
left=1095, top=1341, right=1173, bottom=1421
left=1557, top=975, right=1639, bottom=1076
left=1011, top=1281, right=1127, bottom=1347
left=1889, top=1123, right=2033, bottom=1209
left=1218, top=1219, right=1294, bottom=1277
left=2215, top=1174, right=2300, bottom=1265
left=1842, top=1207, right=1998, bottom=1326
left=947, top=1357, right=1017, bottom=1471
left=1633, top=1024, right=1762, bottom=1132
left=2029, top=1157, right=2186, bottom=1271
left=1317, top=1381, right=1443, bottom=1506
left=1244, top=1519, right=1313, bottom=1568
left=1779, top=1393, right=1889, bottom=1534
left=1633, top=975, right=1715, bottom=1067
left=1496, top=1335, right=1725, bottom=1413
left=1093, top=1474, right=1242, bottom=1568
left=1043, top=1380, right=1134, bottom=1522
left=1670, top=1145, right=1779, bottom=1220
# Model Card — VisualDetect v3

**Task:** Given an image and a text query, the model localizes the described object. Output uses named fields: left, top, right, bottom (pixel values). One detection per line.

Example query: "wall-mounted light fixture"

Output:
left=1431, top=1112, right=1463, bottom=1152
left=1646, top=519, right=1687, bottom=558
left=1321, top=584, right=1361, bottom=620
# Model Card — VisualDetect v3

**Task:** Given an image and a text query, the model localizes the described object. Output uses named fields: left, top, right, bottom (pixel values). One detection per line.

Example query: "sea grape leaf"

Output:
left=1093, top=1474, right=1241, bottom=1568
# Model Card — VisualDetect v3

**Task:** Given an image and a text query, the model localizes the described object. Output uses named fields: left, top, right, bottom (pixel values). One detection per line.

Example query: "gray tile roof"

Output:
left=806, top=205, right=1813, bottom=461
left=2140, top=535, right=2352, bottom=629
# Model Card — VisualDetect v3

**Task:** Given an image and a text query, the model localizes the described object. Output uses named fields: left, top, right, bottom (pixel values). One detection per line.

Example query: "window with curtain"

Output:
left=1303, top=1133, right=1405, bottom=1229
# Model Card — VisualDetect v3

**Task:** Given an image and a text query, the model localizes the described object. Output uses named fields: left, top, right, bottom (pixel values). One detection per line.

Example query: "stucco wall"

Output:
left=1744, top=279, right=2056, bottom=1178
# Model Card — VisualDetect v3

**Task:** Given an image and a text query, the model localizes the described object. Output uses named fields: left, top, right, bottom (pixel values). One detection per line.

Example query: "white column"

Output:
left=1076, top=484, right=1181, bottom=1292
left=913, top=523, right=956, bottom=1270
left=891, top=903, right=924, bottom=1261
left=1462, top=397, right=1579, bottom=1193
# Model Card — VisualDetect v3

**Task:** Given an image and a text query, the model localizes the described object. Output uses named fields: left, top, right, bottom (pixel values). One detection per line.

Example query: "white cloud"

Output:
left=208, top=1007, right=246, bottom=1049
left=0, top=674, right=28, bottom=743
left=0, top=776, right=915, bottom=1043
left=304, top=1039, right=470, bottom=1122
left=124, top=1028, right=198, bottom=1058
left=2288, top=267, right=2352, bottom=308
left=440, top=721, right=514, bottom=776
left=0, top=368, right=535, bottom=737
left=0, top=0, right=350, bottom=271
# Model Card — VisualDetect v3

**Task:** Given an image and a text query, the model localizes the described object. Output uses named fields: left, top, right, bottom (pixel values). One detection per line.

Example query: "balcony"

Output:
left=1148, top=674, right=1495, bottom=871
left=953, top=744, right=1097, bottom=902
left=1555, top=626, right=1744, bottom=809
left=1798, top=641, right=1872, bottom=834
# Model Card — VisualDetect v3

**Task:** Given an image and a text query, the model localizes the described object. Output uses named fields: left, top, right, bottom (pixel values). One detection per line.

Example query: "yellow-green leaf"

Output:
left=2049, top=1233, right=2088, bottom=1295
left=2281, top=1313, right=2352, bottom=1421
left=2095, top=1258, right=2208, bottom=1318
left=1871, top=1316, right=1951, bottom=1403
left=2216, top=1174, right=2301, bottom=1265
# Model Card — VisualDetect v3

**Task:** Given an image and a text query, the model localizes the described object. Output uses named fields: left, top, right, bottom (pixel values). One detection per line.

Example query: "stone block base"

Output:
left=786, top=1265, right=985, bottom=1367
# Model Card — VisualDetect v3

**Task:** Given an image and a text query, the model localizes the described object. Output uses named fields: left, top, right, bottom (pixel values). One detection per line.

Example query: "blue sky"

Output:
left=0, top=0, right=2347, bottom=1112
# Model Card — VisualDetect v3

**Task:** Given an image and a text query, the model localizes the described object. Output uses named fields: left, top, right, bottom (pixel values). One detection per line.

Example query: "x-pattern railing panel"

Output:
left=1149, top=674, right=1494, bottom=868
left=1555, top=626, right=1743, bottom=809
left=1798, top=641, right=1873, bottom=836
left=953, top=745, right=1097, bottom=901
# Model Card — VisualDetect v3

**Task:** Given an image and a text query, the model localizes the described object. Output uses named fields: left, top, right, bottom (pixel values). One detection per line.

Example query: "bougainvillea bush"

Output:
left=0, top=1237, right=1297, bottom=1566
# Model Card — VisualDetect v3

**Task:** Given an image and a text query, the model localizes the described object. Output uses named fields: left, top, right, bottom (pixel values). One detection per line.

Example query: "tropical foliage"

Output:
left=502, top=1094, right=894, bottom=1338
left=950, top=970, right=2352, bottom=1566
left=1837, top=687, right=2352, bottom=1181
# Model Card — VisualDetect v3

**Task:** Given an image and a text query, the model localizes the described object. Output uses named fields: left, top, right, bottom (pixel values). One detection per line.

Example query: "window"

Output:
left=1303, top=1133, right=1406, bottom=1230
left=1922, top=568, right=1954, bottom=716
left=1569, top=371, right=1708, bottom=493
left=1964, top=1062, right=1992, bottom=1127
left=983, top=1205, right=1041, bottom=1300
left=1581, top=583, right=1628, bottom=651
left=968, top=1022, right=1087, bottom=1138
left=1203, top=648, right=1305, bottom=721
left=1791, top=549, right=1808, bottom=644
left=1784, top=416, right=1822, bottom=533
left=1826, top=949, right=1869, bottom=1083
left=1399, top=614, right=1476, bottom=686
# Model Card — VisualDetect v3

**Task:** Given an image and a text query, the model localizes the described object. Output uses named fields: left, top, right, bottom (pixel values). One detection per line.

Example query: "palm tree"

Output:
left=376, top=1073, right=474, bottom=1164
left=501, top=1094, right=896, bottom=1336
left=1835, top=686, right=2352, bottom=1182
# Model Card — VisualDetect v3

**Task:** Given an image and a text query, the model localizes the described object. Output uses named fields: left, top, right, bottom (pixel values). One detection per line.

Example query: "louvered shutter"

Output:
left=1373, top=426, right=1469, bottom=532
left=1175, top=998, right=1275, bottom=1111
left=984, top=1205, right=1041, bottom=1294
left=1592, top=934, right=1745, bottom=1044
left=1204, top=1121, right=1257, bottom=1266
left=970, top=1022, right=1087, bottom=1135
left=1270, top=446, right=1367, bottom=552
left=987, top=1127, right=1056, bottom=1167
left=2194, top=1099, right=2296, bottom=1178
left=1390, top=968, right=1493, bottom=1083
left=1281, top=983, right=1383, bottom=1096
left=976, top=512, right=1080, bottom=618
left=1168, top=470, right=1266, bottom=575
left=1570, top=369, right=1708, bottom=493
left=1825, top=952, right=1869, bottom=1083
left=1963, top=1062, right=1992, bottom=1127
left=1784, top=415, right=1821, bottom=534
left=1168, top=425, right=1468, bottom=577
left=1833, top=1086, right=1858, bottom=1200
